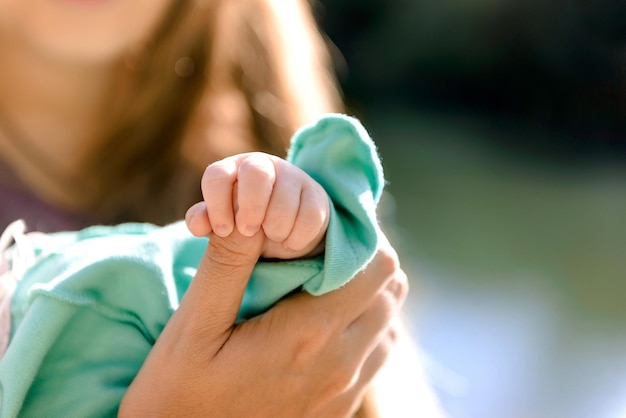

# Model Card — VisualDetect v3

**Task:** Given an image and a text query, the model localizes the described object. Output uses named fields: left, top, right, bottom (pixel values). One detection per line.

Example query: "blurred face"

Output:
left=0, top=0, right=174, bottom=64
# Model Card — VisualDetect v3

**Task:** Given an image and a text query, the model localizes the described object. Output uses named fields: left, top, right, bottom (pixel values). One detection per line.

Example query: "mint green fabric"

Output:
left=0, top=114, right=385, bottom=417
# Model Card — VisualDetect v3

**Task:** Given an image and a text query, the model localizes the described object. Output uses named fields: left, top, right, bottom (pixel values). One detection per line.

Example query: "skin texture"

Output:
left=0, top=1, right=415, bottom=415
left=119, top=229, right=408, bottom=417
left=186, top=152, right=330, bottom=259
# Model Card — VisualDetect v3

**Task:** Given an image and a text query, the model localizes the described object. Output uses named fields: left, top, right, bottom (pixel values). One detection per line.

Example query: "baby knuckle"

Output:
left=236, top=204, right=264, bottom=222
left=295, top=216, right=323, bottom=239
left=239, top=154, right=275, bottom=182
left=262, top=221, right=290, bottom=242
left=202, top=161, right=233, bottom=185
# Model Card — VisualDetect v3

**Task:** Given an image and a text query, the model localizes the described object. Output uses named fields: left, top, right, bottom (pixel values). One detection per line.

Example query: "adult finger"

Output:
left=175, top=229, right=265, bottom=355
left=287, top=323, right=398, bottom=418
left=331, top=326, right=399, bottom=418
left=306, top=236, right=405, bottom=328
left=120, top=229, right=265, bottom=415
left=358, top=325, right=398, bottom=389
left=344, top=267, right=407, bottom=364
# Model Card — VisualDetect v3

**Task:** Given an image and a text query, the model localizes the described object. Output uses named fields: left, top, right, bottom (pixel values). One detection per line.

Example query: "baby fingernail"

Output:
left=214, top=224, right=232, bottom=237
left=242, top=224, right=259, bottom=237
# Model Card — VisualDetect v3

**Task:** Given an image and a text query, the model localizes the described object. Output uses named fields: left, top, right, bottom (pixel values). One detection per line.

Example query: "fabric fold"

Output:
left=0, top=114, right=385, bottom=417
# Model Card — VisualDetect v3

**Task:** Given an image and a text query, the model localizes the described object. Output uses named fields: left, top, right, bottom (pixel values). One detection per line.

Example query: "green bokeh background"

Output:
left=316, top=1, right=626, bottom=417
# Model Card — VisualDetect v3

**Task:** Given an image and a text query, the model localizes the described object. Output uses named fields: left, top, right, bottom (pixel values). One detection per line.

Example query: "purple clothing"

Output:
left=0, top=159, right=90, bottom=233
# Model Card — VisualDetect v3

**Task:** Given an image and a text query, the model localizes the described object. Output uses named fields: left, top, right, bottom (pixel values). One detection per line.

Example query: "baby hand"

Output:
left=185, top=153, right=330, bottom=260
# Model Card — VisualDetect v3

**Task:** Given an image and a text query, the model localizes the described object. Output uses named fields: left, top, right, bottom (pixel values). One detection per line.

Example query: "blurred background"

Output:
left=313, top=1, right=626, bottom=417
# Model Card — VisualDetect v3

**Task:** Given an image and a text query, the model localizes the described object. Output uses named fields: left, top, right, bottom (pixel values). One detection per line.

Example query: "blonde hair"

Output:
left=85, top=0, right=342, bottom=225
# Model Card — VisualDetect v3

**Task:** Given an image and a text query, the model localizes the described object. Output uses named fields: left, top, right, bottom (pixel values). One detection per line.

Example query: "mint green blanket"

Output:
left=0, top=114, right=384, bottom=417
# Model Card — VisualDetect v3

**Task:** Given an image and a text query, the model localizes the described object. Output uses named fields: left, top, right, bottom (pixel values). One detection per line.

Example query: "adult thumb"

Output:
left=176, top=229, right=264, bottom=353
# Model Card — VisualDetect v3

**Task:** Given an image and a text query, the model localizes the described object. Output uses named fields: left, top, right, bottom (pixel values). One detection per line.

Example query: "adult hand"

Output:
left=119, top=230, right=408, bottom=417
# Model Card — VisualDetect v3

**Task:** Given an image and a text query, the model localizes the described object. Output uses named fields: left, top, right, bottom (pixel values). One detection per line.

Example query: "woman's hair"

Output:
left=84, top=0, right=342, bottom=226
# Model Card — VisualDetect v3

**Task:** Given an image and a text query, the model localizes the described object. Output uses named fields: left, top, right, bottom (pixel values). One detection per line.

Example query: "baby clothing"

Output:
left=0, top=114, right=385, bottom=417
